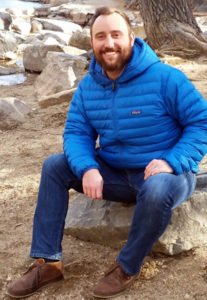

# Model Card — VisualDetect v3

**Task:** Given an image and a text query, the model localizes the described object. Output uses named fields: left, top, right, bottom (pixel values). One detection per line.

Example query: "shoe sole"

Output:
left=6, top=276, right=63, bottom=299
left=93, top=273, right=139, bottom=299
left=93, top=289, right=127, bottom=299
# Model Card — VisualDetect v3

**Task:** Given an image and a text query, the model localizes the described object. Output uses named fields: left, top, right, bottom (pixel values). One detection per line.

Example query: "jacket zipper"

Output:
left=111, top=81, right=119, bottom=140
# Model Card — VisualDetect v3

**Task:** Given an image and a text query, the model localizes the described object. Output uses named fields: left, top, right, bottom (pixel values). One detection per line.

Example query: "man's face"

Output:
left=90, top=13, right=135, bottom=80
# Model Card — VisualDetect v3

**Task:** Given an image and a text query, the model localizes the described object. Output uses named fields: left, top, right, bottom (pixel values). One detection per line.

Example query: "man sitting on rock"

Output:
left=7, top=6, right=207, bottom=299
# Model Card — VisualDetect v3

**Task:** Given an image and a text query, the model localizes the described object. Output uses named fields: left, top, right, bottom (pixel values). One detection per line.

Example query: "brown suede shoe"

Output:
left=93, top=262, right=137, bottom=298
left=6, top=258, right=64, bottom=298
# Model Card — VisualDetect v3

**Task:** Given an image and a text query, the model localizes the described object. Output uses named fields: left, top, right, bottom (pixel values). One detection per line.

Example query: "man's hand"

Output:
left=82, top=169, right=103, bottom=200
left=144, top=159, right=173, bottom=180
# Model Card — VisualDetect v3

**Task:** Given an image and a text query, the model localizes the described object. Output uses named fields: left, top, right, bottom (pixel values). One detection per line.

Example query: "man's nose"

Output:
left=104, top=35, right=114, bottom=48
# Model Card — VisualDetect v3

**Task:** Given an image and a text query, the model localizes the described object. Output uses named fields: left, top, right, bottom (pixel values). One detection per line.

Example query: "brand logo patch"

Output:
left=131, top=110, right=142, bottom=115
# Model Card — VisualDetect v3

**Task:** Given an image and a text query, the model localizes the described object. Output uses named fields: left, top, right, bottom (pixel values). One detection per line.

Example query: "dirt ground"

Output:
left=1, top=40, right=207, bottom=300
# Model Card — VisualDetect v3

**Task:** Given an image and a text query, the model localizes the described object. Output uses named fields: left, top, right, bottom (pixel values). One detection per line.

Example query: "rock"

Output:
left=5, top=7, right=35, bottom=18
left=0, top=66, right=16, bottom=75
left=65, top=175, right=207, bottom=255
left=50, top=4, right=94, bottom=26
left=0, top=12, right=12, bottom=30
left=3, top=51, right=17, bottom=60
left=34, top=61, right=76, bottom=99
left=22, top=35, right=43, bottom=47
left=50, top=0, right=71, bottom=6
left=23, top=44, right=64, bottom=72
left=0, top=64, right=24, bottom=75
left=33, top=18, right=82, bottom=35
left=34, top=5, right=51, bottom=18
left=31, top=19, right=43, bottom=33
left=25, top=30, right=72, bottom=46
left=195, top=170, right=207, bottom=189
left=0, top=31, right=24, bottom=60
left=46, top=51, right=89, bottom=73
left=12, top=18, right=32, bottom=36
left=153, top=190, right=207, bottom=254
left=82, top=48, right=94, bottom=61
left=196, top=16, right=207, bottom=32
left=62, top=45, right=86, bottom=56
left=38, top=87, right=77, bottom=108
left=68, top=7, right=94, bottom=26
left=0, top=97, right=31, bottom=130
left=69, top=28, right=91, bottom=50
left=65, top=194, right=134, bottom=249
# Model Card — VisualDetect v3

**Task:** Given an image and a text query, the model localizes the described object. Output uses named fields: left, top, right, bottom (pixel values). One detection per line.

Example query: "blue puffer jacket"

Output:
left=63, top=38, right=207, bottom=178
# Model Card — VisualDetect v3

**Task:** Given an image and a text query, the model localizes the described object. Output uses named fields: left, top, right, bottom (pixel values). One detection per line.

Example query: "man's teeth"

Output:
left=105, top=52, right=116, bottom=55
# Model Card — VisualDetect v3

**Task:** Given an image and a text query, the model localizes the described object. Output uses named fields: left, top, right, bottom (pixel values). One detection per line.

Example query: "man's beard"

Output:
left=94, top=44, right=133, bottom=74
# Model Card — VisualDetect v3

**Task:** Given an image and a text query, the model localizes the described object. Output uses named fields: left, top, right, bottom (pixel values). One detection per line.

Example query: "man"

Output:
left=7, top=6, right=207, bottom=299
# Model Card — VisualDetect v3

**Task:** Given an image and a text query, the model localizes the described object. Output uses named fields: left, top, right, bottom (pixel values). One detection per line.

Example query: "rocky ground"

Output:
left=1, top=1, right=207, bottom=300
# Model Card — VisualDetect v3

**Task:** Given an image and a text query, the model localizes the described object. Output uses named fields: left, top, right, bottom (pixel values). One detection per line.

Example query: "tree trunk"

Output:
left=127, top=0, right=207, bottom=57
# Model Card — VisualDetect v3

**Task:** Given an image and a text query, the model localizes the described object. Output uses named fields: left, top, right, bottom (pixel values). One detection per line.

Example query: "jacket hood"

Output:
left=89, top=38, right=160, bottom=85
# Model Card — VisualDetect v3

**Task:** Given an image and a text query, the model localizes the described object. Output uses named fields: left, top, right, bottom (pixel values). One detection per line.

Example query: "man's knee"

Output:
left=139, top=174, right=174, bottom=209
left=42, top=153, right=68, bottom=175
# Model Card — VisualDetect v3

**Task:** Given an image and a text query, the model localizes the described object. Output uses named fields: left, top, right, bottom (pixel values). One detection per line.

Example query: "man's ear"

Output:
left=130, top=32, right=135, bottom=47
left=90, top=38, right=93, bottom=48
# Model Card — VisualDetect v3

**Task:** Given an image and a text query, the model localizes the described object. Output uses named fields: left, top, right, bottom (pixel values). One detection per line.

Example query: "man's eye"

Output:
left=96, top=35, right=105, bottom=40
left=112, top=33, right=120, bottom=38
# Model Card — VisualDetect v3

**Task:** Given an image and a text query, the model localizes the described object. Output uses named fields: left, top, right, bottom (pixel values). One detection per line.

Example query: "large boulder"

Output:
left=65, top=195, right=134, bottom=249
left=34, top=59, right=76, bottom=99
left=65, top=173, right=207, bottom=255
left=23, top=44, right=64, bottom=72
left=0, top=12, right=12, bottom=30
left=0, top=98, right=31, bottom=130
left=0, top=31, right=24, bottom=60
left=46, top=51, right=89, bottom=74
left=153, top=189, right=207, bottom=254
left=67, top=6, right=94, bottom=26
left=69, top=28, right=91, bottom=50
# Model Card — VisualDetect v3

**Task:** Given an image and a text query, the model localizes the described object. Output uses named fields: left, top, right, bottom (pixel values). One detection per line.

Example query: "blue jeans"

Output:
left=30, top=153, right=196, bottom=275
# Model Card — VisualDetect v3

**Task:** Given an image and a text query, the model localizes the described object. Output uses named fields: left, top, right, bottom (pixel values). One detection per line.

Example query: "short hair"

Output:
left=90, top=7, right=132, bottom=36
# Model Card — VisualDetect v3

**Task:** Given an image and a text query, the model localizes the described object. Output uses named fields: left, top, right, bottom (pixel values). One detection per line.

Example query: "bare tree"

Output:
left=126, top=0, right=207, bottom=57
